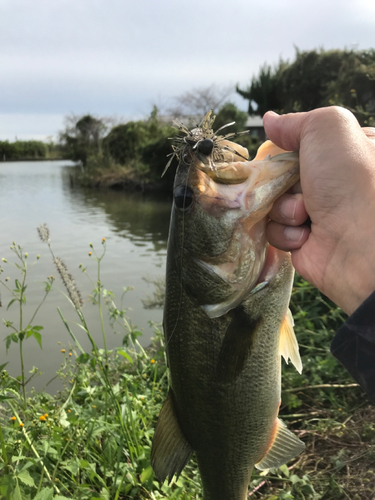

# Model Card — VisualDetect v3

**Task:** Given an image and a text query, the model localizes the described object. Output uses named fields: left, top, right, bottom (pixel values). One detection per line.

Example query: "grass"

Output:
left=0, top=228, right=374, bottom=499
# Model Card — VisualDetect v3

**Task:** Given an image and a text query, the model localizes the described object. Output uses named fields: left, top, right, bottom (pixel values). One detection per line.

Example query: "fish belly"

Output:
left=164, top=253, right=294, bottom=500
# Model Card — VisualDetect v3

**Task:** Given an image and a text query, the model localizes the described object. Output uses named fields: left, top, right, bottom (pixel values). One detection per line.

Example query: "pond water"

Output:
left=0, top=160, right=171, bottom=392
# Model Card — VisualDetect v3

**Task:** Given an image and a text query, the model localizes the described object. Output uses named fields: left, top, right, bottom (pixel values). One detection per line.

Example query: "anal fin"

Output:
left=279, top=308, right=302, bottom=374
left=255, top=418, right=305, bottom=470
left=151, top=389, right=192, bottom=483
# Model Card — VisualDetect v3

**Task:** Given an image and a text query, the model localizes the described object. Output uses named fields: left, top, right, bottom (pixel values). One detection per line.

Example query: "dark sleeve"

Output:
left=330, top=290, right=375, bottom=403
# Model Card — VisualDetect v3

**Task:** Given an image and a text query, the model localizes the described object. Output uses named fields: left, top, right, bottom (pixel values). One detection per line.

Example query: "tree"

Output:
left=103, top=106, right=177, bottom=181
left=103, top=121, right=149, bottom=165
left=237, top=48, right=375, bottom=126
left=213, top=103, right=248, bottom=134
left=168, top=84, right=234, bottom=120
left=59, top=114, right=108, bottom=165
left=0, top=140, right=47, bottom=160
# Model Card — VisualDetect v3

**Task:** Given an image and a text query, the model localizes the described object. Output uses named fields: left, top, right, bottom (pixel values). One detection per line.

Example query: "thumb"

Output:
left=263, top=111, right=307, bottom=151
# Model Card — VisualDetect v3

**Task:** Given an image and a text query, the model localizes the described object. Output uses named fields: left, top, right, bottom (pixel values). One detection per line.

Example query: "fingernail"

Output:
left=284, top=226, right=305, bottom=242
left=281, top=198, right=297, bottom=221
left=267, top=111, right=279, bottom=116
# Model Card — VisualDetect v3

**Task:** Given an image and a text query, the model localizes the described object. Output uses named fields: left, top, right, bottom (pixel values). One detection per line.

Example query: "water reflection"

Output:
left=68, top=185, right=171, bottom=251
left=0, top=160, right=171, bottom=391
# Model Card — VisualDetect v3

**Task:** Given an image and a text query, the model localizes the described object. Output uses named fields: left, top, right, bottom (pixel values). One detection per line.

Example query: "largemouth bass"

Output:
left=151, top=113, right=304, bottom=500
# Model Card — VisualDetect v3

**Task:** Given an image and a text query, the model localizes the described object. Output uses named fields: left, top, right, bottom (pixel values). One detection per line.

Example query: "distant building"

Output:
left=245, top=116, right=266, bottom=141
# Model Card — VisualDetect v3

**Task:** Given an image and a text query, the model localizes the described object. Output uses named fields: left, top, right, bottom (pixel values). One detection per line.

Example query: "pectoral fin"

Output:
left=217, top=307, right=262, bottom=383
left=151, top=390, right=192, bottom=483
left=279, top=309, right=302, bottom=374
left=255, top=418, right=305, bottom=470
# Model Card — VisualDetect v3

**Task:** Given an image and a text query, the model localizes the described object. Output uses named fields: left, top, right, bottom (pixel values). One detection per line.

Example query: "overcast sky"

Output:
left=1, top=0, right=374, bottom=140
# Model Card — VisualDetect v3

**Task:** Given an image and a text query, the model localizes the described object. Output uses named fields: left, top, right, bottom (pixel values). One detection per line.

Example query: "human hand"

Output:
left=264, top=107, right=375, bottom=315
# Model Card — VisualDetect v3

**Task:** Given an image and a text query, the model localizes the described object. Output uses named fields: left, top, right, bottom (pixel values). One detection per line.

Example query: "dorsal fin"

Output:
left=151, top=390, right=192, bottom=483
left=279, top=309, right=302, bottom=374
left=255, top=418, right=305, bottom=470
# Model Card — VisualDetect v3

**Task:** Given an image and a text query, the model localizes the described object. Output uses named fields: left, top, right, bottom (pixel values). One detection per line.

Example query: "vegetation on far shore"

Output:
left=0, top=227, right=374, bottom=499
left=56, top=48, right=375, bottom=192
left=4, top=48, right=374, bottom=193
left=0, top=140, right=65, bottom=162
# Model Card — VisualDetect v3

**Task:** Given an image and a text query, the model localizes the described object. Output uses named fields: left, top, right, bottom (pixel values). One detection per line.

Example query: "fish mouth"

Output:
left=183, top=140, right=299, bottom=319
left=256, top=244, right=286, bottom=286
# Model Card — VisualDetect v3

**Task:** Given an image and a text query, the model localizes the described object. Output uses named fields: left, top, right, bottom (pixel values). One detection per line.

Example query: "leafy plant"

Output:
left=1, top=228, right=374, bottom=499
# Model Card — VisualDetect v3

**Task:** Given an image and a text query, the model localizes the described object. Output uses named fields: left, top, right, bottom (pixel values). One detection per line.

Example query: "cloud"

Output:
left=1, top=0, right=374, bottom=138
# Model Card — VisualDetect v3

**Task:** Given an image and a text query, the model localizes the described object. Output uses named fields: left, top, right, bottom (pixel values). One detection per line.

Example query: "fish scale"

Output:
left=151, top=114, right=305, bottom=499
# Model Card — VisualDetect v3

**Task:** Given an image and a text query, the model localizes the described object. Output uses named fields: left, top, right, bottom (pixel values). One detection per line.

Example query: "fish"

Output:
left=151, top=112, right=304, bottom=500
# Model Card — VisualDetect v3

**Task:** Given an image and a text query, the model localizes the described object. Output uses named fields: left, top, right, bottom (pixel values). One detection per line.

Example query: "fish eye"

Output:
left=197, top=139, right=214, bottom=156
left=174, top=185, right=194, bottom=211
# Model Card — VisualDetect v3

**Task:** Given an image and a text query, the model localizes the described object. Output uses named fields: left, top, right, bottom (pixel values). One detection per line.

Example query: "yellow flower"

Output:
left=44, top=413, right=48, bottom=418
left=69, top=353, right=72, bottom=357
left=19, top=423, right=24, bottom=427
left=10, top=416, right=16, bottom=422
left=92, top=405, right=96, bottom=408
left=39, top=415, right=46, bottom=422
left=88, top=252, right=92, bottom=256
left=102, top=237, right=106, bottom=242
left=61, top=349, right=66, bottom=353
left=150, top=359, right=155, bottom=364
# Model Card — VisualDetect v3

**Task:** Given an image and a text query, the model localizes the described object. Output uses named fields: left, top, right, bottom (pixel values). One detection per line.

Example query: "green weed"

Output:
left=0, top=229, right=374, bottom=499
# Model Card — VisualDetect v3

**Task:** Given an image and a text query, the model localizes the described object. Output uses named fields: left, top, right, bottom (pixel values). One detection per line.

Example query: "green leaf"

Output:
left=33, top=487, right=54, bottom=500
left=59, top=409, right=70, bottom=428
left=6, top=298, right=17, bottom=310
left=0, top=388, right=20, bottom=402
left=0, top=475, right=13, bottom=497
left=31, top=325, right=44, bottom=332
left=140, top=465, right=153, bottom=484
left=76, top=353, right=90, bottom=364
left=12, top=481, right=22, bottom=500
left=118, top=350, right=133, bottom=364
left=62, top=460, right=79, bottom=475
left=16, top=469, right=35, bottom=487
left=0, top=362, right=8, bottom=371
left=279, top=464, right=290, bottom=477
left=32, top=331, right=43, bottom=349
left=290, top=474, right=302, bottom=484
left=11, top=456, right=28, bottom=462
left=5, top=333, right=18, bottom=351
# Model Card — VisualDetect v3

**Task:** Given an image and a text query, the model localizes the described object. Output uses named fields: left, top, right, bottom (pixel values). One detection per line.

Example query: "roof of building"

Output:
left=245, top=115, right=263, bottom=127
